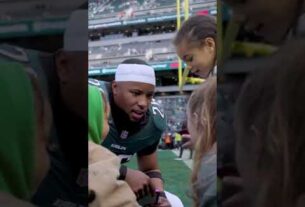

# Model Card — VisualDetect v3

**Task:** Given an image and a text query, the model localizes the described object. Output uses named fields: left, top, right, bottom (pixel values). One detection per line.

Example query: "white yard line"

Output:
left=171, top=149, right=193, bottom=170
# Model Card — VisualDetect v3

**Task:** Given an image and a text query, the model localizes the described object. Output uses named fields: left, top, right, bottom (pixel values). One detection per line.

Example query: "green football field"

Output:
left=126, top=150, right=192, bottom=206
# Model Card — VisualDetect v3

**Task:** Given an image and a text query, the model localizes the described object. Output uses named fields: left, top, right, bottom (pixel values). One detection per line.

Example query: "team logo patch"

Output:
left=120, top=130, right=129, bottom=139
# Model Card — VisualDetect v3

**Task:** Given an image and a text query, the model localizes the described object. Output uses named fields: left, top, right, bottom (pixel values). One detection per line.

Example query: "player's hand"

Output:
left=181, top=134, right=195, bottom=149
left=125, top=168, right=153, bottom=200
left=153, top=196, right=171, bottom=207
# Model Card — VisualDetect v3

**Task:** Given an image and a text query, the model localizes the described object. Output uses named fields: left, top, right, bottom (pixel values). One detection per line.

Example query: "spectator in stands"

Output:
left=187, top=77, right=217, bottom=207
left=174, top=15, right=217, bottom=78
left=88, top=85, right=138, bottom=207
left=0, top=62, right=51, bottom=206
left=233, top=40, right=305, bottom=207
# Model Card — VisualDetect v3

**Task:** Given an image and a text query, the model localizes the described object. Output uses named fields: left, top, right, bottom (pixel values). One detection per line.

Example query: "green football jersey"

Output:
left=89, top=79, right=167, bottom=163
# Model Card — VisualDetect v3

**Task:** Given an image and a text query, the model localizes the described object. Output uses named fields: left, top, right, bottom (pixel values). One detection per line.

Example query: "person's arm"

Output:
left=137, top=151, right=164, bottom=191
left=121, top=165, right=152, bottom=200
left=137, top=152, right=171, bottom=207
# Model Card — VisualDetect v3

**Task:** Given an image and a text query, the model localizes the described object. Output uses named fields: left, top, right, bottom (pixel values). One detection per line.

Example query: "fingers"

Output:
left=144, top=184, right=153, bottom=197
left=136, top=184, right=151, bottom=200
left=156, top=197, right=171, bottom=207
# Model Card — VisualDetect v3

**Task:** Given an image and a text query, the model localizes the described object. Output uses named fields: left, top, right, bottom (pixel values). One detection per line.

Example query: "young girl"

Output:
left=174, top=15, right=217, bottom=78
left=187, top=77, right=217, bottom=207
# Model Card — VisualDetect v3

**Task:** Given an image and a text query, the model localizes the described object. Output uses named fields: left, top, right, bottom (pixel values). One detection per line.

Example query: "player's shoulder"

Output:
left=0, top=44, right=29, bottom=63
left=88, top=79, right=112, bottom=98
left=149, top=99, right=167, bottom=132
left=88, top=79, right=110, bottom=90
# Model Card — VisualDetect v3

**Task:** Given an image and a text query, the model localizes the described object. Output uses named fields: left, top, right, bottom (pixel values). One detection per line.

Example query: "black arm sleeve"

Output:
left=137, top=140, right=159, bottom=156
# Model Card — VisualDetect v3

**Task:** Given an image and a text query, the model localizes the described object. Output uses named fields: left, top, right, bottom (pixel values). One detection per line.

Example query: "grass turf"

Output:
left=126, top=150, right=192, bottom=206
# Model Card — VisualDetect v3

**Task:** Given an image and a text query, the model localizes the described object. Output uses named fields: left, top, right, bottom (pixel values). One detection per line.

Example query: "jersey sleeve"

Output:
left=150, top=99, right=167, bottom=132
left=88, top=79, right=111, bottom=102
left=135, top=100, right=166, bottom=156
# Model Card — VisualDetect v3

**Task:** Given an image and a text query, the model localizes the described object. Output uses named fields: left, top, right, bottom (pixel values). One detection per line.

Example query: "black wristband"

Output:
left=118, top=165, right=127, bottom=180
left=145, top=171, right=164, bottom=182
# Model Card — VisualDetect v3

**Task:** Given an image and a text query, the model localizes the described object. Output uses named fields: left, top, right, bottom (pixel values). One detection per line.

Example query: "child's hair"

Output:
left=235, top=39, right=305, bottom=207
left=173, top=15, right=217, bottom=48
left=188, top=77, right=216, bottom=207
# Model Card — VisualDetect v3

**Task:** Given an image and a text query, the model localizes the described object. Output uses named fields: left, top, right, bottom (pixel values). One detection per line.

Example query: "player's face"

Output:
left=224, top=0, right=300, bottom=44
left=176, top=37, right=216, bottom=78
left=112, top=81, right=155, bottom=122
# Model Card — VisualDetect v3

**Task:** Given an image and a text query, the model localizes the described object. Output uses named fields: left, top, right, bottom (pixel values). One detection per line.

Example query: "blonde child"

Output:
left=187, top=77, right=217, bottom=207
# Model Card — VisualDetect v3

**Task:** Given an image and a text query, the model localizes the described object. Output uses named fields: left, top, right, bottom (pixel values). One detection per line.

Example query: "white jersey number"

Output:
left=151, top=100, right=165, bottom=119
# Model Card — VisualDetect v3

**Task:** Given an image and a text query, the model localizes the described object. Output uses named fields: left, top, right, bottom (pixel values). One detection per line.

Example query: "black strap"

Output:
left=145, top=171, right=164, bottom=182
left=118, top=165, right=127, bottom=180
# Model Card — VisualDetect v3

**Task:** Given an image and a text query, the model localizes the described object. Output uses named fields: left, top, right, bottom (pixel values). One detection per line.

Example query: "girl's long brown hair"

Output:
left=187, top=77, right=216, bottom=207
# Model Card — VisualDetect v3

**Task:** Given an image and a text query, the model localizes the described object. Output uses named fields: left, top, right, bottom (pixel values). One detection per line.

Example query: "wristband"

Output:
left=145, top=171, right=164, bottom=182
left=118, top=165, right=127, bottom=180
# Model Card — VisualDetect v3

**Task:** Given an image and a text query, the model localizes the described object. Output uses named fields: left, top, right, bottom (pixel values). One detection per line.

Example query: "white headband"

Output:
left=115, top=64, right=156, bottom=86
left=64, top=10, right=88, bottom=51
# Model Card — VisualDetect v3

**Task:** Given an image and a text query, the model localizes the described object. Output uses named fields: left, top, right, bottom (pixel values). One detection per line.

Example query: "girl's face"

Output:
left=176, top=37, right=216, bottom=78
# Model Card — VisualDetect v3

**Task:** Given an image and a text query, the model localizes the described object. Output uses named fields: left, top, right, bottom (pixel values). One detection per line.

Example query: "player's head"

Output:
left=223, top=0, right=305, bottom=44
left=55, top=9, right=88, bottom=119
left=235, top=40, right=305, bottom=207
left=88, top=85, right=110, bottom=144
left=174, top=15, right=217, bottom=78
left=0, top=63, right=51, bottom=199
left=112, top=58, right=155, bottom=122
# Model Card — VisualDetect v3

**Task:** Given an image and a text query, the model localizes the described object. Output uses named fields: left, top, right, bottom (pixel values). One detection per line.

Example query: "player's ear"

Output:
left=112, top=81, right=118, bottom=95
left=55, top=50, right=69, bottom=83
